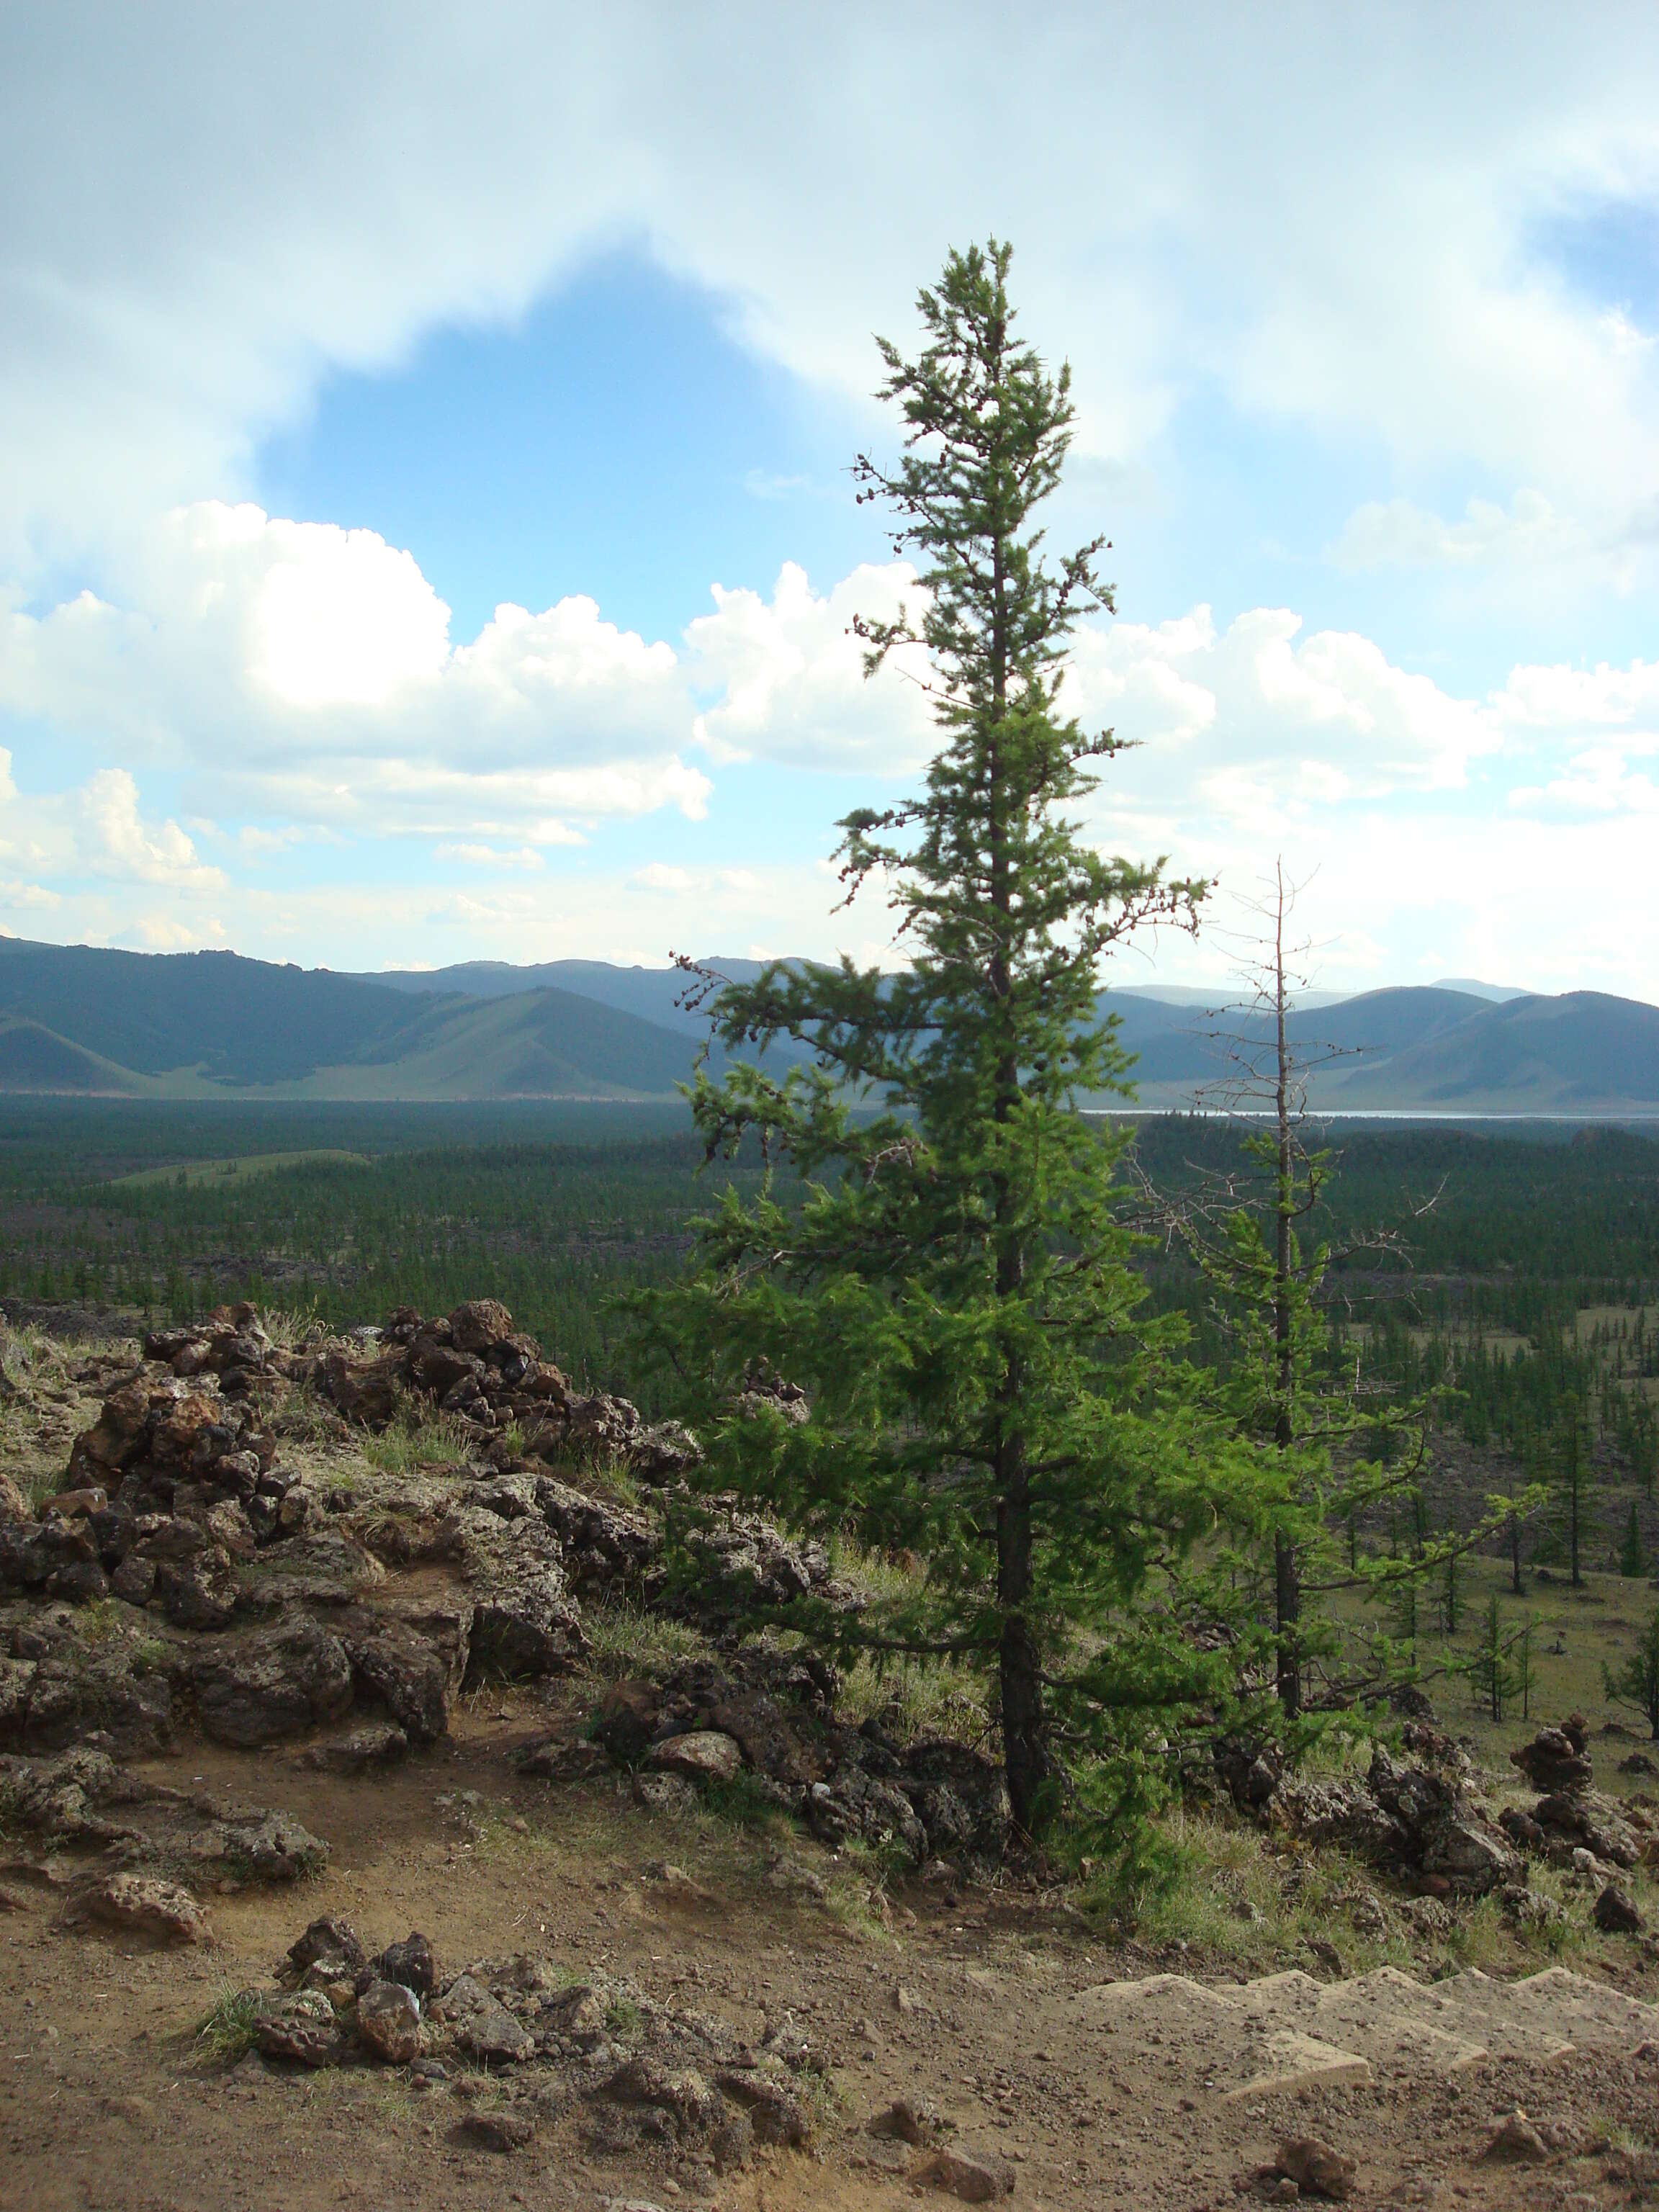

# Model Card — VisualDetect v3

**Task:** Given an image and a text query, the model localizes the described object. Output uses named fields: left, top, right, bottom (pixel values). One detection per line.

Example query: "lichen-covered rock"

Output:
left=153, top=1547, right=238, bottom=1629
left=714, top=2065, right=814, bottom=2147
left=186, top=1807, right=330, bottom=1884
left=297, top=1722, right=408, bottom=1773
left=1593, top=1883, right=1644, bottom=1933
left=534, top=1478, right=657, bottom=1596
left=339, top=1608, right=465, bottom=1743
left=66, top=1871, right=211, bottom=1946
left=806, top=1768, right=927, bottom=1862
left=0, top=1746, right=153, bottom=1843
left=1534, top=1788, right=1641, bottom=1870
left=192, top=1619, right=354, bottom=1746
left=256, top=1990, right=343, bottom=2067
left=376, top=1932, right=436, bottom=2000
left=600, top=2054, right=719, bottom=2135
left=647, top=1730, right=742, bottom=1784
left=431, top=1973, right=535, bottom=2063
left=7, top=1641, right=173, bottom=1755
left=462, top=1515, right=585, bottom=1679
left=285, top=1916, right=366, bottom=1979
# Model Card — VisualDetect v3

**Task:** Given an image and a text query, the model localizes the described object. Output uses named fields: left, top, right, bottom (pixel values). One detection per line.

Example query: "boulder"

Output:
left=631, top=1421, right=702, bottom=1482
left=376, top=1932, right=436, bottom=2000
left=186, top=1808, right=329, bottom=1882
left=8, top=1642, right=172, bottom=1755
left=1276, top=2135, right=1357, bottom=2200
left=65, top=1871, right=212, bottom=1946
left=1482, top=2109, right=1550, bottom=2163
left=356, top=1977, right=422, bottom=2063
left=192, top=1620, right=354, bottom=1746
left=447, top=1300, right=518, bottom=1356
left=601, top=2054, right=719, bottom=2136
left=464, top=1517, right=586, bottom=1679
left=256, top=1990, right=343, bottom=2067
left=1534, top=1789, right=1641, bottom=1869
left=286, top=1916, right=366, bottom=1979
left=897, top=1737, right=1011, bottom=1861
left=806, top=1769, right=927, bottom=1863
left=18, top=1518, right=109, bottom=1604
left=457, top=2110, right=536, bottom=2153
left=153, top=1548, right=239, bottom=1631
left=432, top=1974, right=535, bottom=2063
left=647, top=1730, right=743, bottom=1785
left=911, top=2143, right=1015, bottom=2201
left=318, top=1349, right=405, bottom=1429
left=1593, top=1884, right=1644, bottom=1933
left=595, top=1679, right=665, bottom=1763
left=340, top=1611, right=464, bottom=1743
left=297, top=1723, right=408, bottom=1773
left=534, top=1478, right=657, bottom=1595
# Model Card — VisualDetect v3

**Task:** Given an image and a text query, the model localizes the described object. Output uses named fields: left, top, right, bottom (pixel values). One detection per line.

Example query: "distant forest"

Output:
left=0, top=1102, right=1655, bottom=1416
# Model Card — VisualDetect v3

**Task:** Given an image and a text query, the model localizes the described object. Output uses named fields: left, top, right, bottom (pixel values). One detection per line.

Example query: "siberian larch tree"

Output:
left=645, top=243, right=1236, bottom=1842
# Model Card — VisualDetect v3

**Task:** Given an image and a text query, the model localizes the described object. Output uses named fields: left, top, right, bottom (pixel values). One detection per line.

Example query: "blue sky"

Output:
left=4, top=4, right=1659, bottom=997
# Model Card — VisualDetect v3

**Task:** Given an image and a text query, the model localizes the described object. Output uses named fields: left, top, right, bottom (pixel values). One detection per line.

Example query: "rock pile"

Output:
left=1228, top=1731, right=1522, bottom=1897
left=2, top=1312, right=295, bottom=1629
left=0, top=1298, right=861, bottom=1785
left=536, top=1650, right=1010, bottom=1871
left=1501, top=1714, right=1647, bottom=1874
left=311, top=1299, right=700, bottom=1482
left=227, top=1910, right=822, bottom=2172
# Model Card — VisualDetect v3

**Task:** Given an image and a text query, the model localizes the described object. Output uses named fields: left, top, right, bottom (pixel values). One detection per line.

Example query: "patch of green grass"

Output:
left=359, top=1406, right=474, bottom=1475
left=698, top=1769, right=794, bottom=1836
left=603, top=1994, right=644, bottom=2046
left=110, top=1150, right=371, bottom=1192
left=582, top=1599, right=711, bottom=1682
left=194, top=1984, right=263, bottom=2069
left=22, top=1467, right=61, bottom=1514
left=76, top=1597, right=126, bottom=1645
left=0, top=1322, right=52, bottom=1390
left=838, top=1650, right=989, bottom=1743
left=822, top=1868, right=898, bottom=1945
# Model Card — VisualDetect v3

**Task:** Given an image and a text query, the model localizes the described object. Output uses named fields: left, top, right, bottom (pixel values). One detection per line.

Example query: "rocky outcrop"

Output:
left=309, top=1299, right=704, bottom=1484
left=0, top=1607, right=173, bottom=1754
left=1248, top=1736, right=1521, bottom=1898
left=0, top=1746, right=328, bottom=1884
left=1509, top=1717, right=1593, bottom=1795
left=63, top=1870, right=212, bottom=1946
left=559, top=1651, right=1006, bottom=1871
left=191, top=1618, right=355, bottom=1747
left=1507, top=1719, right=1647, bottom=1871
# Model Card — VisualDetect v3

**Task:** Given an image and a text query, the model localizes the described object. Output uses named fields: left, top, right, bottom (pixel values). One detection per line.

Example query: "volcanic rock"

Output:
left=192, top=1619, right=354, bottom=1746
left=356, top=1977, right=422, bottom=2062
left=65, top=1871, right=212, bottom=1946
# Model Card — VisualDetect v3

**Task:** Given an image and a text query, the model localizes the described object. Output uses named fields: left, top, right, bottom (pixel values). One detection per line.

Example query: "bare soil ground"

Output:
left=2, top=1317, right=1657, bottom=2212
left=4, top=1691, right=1658, bottom=2212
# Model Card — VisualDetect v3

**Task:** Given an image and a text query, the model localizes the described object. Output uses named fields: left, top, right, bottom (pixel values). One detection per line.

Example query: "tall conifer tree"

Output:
left=645, top=241, right=1233, bottom=1841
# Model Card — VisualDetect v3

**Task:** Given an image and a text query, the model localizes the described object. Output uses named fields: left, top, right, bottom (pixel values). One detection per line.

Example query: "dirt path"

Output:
left=4, top=1701, right=1653, bottom=2212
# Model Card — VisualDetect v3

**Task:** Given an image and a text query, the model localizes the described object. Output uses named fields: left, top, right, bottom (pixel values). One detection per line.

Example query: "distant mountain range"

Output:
left=0, top=936, right=1655, bottom=1115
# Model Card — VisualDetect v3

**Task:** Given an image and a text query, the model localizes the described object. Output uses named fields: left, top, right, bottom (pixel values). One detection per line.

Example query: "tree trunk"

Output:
left=1272, top=867, right=1300, bottom=1720
left=997, top=1462, right=1048, bottom=1835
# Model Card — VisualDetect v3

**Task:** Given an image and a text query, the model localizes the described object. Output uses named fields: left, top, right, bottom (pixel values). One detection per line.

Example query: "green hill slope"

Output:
left=0, top=938, right=1655, bottom=1110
